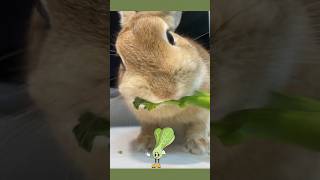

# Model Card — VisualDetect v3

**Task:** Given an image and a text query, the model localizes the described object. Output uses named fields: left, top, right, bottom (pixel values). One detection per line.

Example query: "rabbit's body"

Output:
left=214, top=0, right=320, bottom=179
left=116, top=12, right=210, bottom=154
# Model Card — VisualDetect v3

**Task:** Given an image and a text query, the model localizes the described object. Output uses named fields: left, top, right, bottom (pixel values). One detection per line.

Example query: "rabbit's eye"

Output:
left=166, top=30, right=175, bottom=45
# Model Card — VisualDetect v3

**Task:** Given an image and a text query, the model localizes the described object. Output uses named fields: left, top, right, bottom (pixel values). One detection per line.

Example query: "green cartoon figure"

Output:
left=151, top=127, right=175, bottom=168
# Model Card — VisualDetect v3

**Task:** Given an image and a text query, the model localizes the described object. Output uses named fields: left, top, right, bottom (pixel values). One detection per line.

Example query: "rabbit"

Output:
left=115, top=11, right=210, bottom=154
left=27, top=0, right=108, bottom=179
left=213, top=0, right=320, bottom=179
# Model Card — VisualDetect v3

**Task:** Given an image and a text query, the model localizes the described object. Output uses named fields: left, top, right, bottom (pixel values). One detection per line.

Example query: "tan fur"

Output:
left=116, top=11, right=210, bottom=154
left=27, top=0, right=108, bottom=179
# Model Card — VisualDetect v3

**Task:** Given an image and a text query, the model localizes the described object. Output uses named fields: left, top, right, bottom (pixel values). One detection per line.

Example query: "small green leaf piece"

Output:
left=73, top=112, right=108, bottom=152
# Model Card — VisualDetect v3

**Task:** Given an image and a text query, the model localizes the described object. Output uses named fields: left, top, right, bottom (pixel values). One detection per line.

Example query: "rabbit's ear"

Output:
left=162, top=11, right=182, bottom=31
left=119, top=11, right=136, bottom=26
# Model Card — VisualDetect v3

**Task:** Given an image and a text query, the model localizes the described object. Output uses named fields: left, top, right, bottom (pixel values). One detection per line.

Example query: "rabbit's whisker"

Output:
left=194, top=32, right=209, bottom=40
left=0, top=49, right=25, bottom=62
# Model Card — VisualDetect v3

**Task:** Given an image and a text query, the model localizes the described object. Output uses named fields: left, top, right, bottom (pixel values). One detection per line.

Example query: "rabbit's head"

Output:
left=116, top=11, right=209, bottom=104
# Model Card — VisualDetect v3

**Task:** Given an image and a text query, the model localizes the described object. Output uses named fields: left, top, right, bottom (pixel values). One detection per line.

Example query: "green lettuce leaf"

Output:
left=133, top=90, right=210, bottom=111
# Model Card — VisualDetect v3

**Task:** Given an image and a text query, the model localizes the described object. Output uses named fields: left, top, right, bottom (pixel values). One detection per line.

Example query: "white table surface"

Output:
left=110, top=126, right=210, bottom=169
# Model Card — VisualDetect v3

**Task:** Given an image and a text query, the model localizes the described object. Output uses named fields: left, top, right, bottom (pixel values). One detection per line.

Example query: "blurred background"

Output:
left=0, top=1, right=83, bottom=179
left=0, top=0, right=34, bottom=83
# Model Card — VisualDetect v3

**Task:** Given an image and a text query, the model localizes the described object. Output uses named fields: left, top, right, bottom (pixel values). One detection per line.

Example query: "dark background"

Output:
left=0, top=0, right=35, bottom=84
left=110, top=11, right=210, bottom=87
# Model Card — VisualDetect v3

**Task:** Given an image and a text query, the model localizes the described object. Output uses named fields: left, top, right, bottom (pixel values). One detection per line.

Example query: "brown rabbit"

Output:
left=116, top=11, right=210, bottom=154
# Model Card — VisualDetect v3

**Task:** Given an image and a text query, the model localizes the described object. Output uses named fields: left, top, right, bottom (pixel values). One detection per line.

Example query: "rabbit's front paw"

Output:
left=133, top=134, right=154, bottom=152
left=185, top=136, right=209, bottom=154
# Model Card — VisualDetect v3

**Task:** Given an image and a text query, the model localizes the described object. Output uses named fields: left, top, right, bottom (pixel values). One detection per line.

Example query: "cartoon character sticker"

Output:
left=151, top=127, right=175, bottom=168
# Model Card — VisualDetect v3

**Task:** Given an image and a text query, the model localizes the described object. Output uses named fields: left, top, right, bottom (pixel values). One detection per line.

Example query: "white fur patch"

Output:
left=192, top=63, right=206, bottom=92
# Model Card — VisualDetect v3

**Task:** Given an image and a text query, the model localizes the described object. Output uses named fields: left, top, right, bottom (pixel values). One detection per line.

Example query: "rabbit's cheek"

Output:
left=192, top=65, right=207, bottom=90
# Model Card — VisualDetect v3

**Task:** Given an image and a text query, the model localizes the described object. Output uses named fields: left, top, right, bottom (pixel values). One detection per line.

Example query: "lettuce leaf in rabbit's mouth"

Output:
left=133, top=90, right=210, bottom=111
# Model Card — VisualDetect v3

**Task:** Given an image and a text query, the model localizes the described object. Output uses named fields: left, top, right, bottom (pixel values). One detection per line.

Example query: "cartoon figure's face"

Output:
left=152, top=149, right=163, bottom=159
